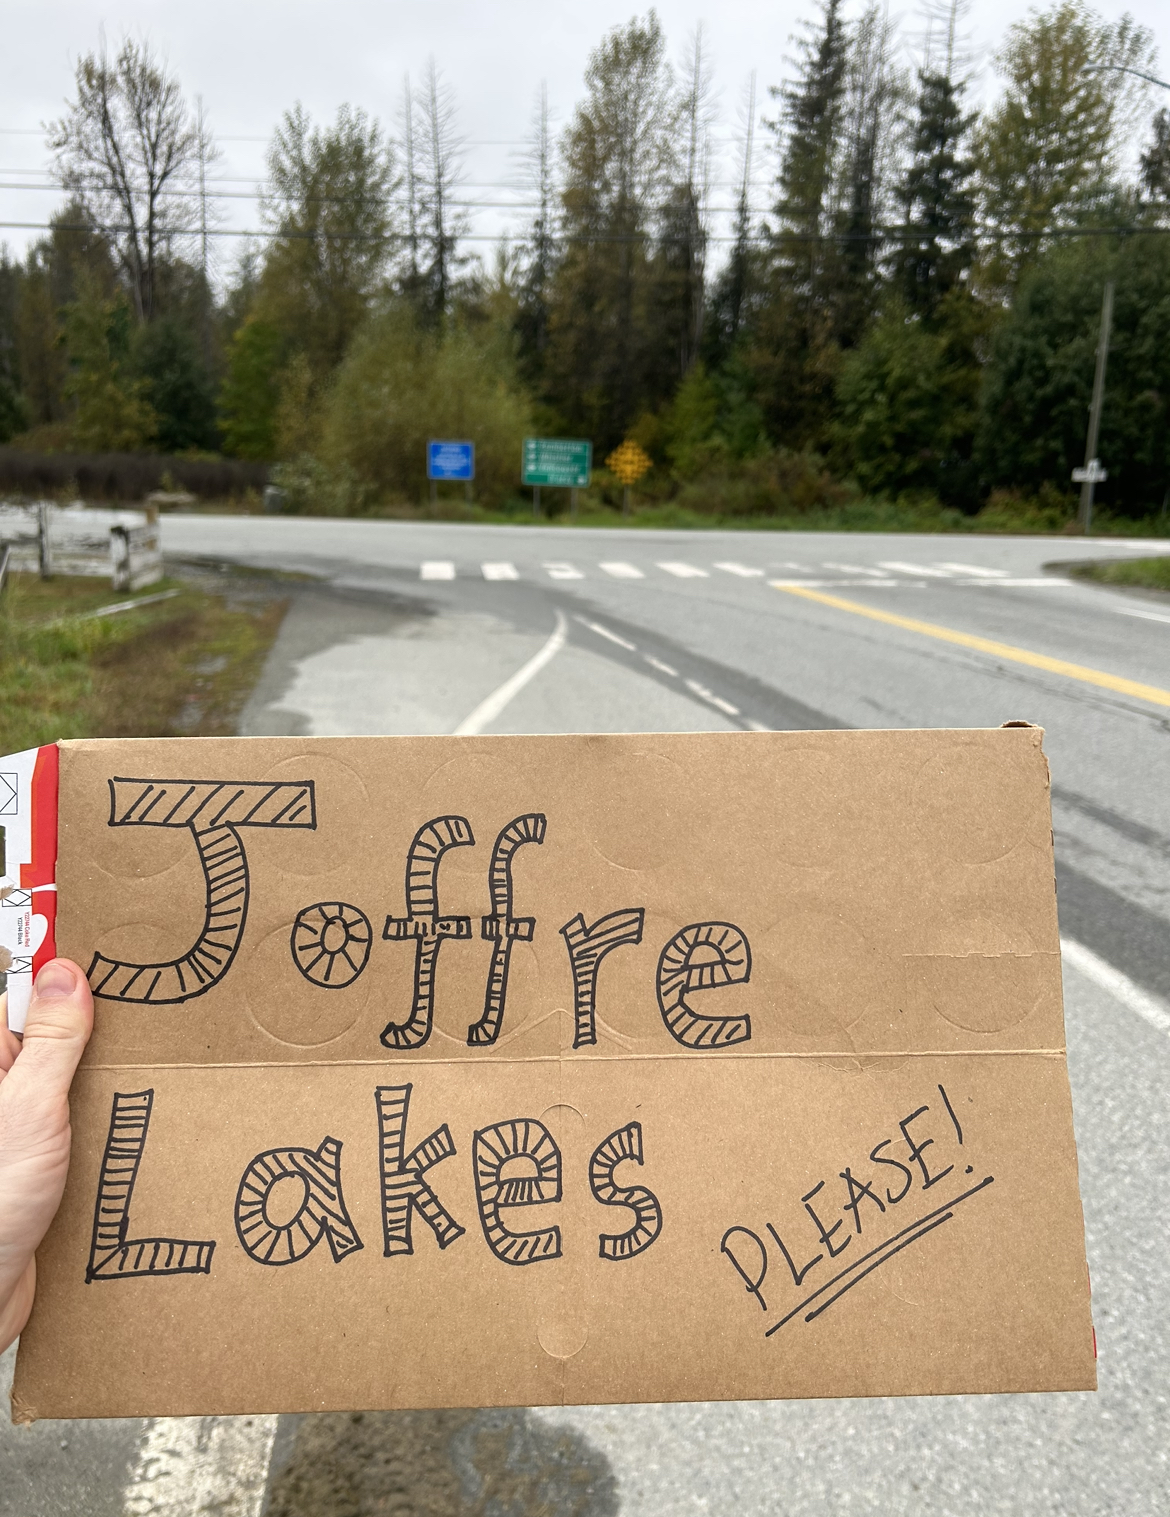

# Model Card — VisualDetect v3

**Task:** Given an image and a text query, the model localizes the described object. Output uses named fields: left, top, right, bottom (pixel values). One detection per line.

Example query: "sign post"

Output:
left=427, top=440, right=475, bottom=508
left=521, top=438, right=592, bottom=519
left=1076, top=280, right=1113, bottom=535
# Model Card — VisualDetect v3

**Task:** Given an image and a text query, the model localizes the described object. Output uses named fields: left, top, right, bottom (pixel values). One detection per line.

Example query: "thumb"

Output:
left=16, top=960, right=94, bottom=1094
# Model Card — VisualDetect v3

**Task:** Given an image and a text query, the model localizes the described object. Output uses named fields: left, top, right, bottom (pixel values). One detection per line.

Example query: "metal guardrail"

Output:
left=0, top=502, right=163, bottom=591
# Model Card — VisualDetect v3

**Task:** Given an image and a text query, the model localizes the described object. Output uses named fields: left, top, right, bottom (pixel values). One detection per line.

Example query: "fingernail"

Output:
left=35, top=961, right=78, bottom=1000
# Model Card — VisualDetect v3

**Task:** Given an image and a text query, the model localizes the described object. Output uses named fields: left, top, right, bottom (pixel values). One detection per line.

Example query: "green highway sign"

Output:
left=522, top=437, right=592, bottom=488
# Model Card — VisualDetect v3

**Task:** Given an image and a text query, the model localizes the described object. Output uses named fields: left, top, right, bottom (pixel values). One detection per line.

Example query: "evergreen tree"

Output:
left=514, top=83, right=559, bottom=387
left=770, top=0, right=849, bottom=309
left=62, top=272, right=156, bottom=451
left=131, top=317, right=218, bottom=451
left=543, top=12, right=682, bottom=445
left=895, top=70, right=976, bottom=315
left=1141, top=109, right=1170, bottom=202
left=831, top=5, right=903, bottom=347
left=259, top=104, right=398, bottom=380
left=977, top=233, right=1170, bottom=511
left=658, top=27, right=713, bottom=376
left=0, top=251, right=25, bottom=442
left=976, top=2, right=1156, bottom=284
left=704, top=73, right=760, bottom=363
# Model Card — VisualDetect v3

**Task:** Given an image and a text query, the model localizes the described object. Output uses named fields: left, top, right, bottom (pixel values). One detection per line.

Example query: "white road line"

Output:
left=823, top=562, right=888, bottom=576
left=772, top=561, right=812, bottom=570
left=123, top=1415, right=278, bottom=1517
left=420, top=561, right=455, bottom=580
left=685, top=679, right=740, bottom=716
left=577, top=616, right=637, bottom=651
left=481, top=561, right=519, bottom=580
left=936, top=562, right=1010, bottom=577
left=658, top=561, right=708, bottom=578
left=714, top=561, right=764, bottom=577
left=454, top=612, right=568, bottom=735
left=543, top=561, right=583, bottom=579
left=1110, top=604, right=1170, bottom=625
left=600, top=561, right=644, bottom=578
left=878, top=560, right=953, bottom=577
left=1061, top=937, right=1170, bottom=1038
left=644, top=654, right=679, bottom=676
left=769, top=578, right=918, bottom=589
left=957, top=577, right=1072, bottom=587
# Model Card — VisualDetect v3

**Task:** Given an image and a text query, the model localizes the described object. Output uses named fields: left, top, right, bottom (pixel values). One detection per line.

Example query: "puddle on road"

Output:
left=265, top=1408, right=619, bottom=1517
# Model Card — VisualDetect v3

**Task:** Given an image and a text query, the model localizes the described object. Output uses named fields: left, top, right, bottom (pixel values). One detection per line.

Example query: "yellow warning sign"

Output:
left=606, top=440, right=653, bottom=486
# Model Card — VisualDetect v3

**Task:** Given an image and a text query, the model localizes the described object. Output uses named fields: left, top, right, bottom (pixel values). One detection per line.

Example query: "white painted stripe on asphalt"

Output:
left=714, top=561, right=764, bottom=577
left=644, top=654, right=679, bottom=676
left=957, top=577, right=1072, bottom=587
left=658, top=561, right=708, bottom=578
left=879, top=560, right=954, bottom=577
left=420, top=561, right=455, bottom=580
left=544, top=561, right=583, bottom=579
left=481, top=561, right=519, bottom=580
left=770, top=578, right=912, bottom=588
left=600, top=561, right=644, bottom=578
left=123, top=1415, right=278, bottom=1517
left=1110, top=604, right=1170, bottom=625
left=936, top=562, right=1010, bottom=577
left=1061, top=937, right=1170, bottom=1038
left=454, top=612, right=568, bottom=735
left=685, top=679, right=740, bottom=716
left=577, top=616, right=637, bottom=651
left=823, top=562, right=888, bottom=576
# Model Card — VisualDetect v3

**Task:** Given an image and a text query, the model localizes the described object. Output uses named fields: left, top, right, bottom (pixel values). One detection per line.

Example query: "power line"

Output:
left=2, top=218, right=1166, bottom=245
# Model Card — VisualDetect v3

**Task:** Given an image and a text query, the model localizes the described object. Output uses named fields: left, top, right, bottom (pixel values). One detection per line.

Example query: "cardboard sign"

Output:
left=9, top=729, right=1095, bottom=1420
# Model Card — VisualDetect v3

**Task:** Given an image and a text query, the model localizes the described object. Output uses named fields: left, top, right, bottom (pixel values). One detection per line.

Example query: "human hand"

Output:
left=0, top=960, right=93, bottom=1354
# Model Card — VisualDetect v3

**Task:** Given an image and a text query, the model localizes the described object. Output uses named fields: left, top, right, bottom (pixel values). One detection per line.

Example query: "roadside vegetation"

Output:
left=0, top=567, right=289, bottom=752
left=1067, top=557, right=1170, bottom=592
left=0, top=2, right=1168, bottom=533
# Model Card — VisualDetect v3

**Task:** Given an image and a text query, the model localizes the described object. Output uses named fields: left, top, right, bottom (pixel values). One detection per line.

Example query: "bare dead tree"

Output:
left=48, top=37, right=203, bottom=322
left=415, top=59, right=468, bottom=323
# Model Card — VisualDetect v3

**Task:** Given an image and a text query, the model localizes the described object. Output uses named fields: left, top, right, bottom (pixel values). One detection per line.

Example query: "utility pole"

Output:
left=1077, top=280, right=1114, bottom=535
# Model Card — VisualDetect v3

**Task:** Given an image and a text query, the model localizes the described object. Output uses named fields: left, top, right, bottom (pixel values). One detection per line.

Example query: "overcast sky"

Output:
left=3, top=0, right=1167, bottom=281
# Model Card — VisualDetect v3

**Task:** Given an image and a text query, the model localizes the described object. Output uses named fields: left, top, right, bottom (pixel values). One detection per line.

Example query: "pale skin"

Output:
left=0, top=960, right=93, bottom=1355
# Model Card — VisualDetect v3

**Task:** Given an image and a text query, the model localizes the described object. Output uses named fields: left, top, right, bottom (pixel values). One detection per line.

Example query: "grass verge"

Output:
left=1065, top=558, right=1170, bottom=593
left=0, top=564, right=290, bottom=753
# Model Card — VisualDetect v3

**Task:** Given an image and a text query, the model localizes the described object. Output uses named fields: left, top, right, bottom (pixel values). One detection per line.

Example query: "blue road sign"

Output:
left=427, top=440, right=475, bottom=481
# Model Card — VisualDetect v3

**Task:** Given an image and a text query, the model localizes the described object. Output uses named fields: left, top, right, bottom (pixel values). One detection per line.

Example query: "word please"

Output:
left=86, top=1082, right=662, bottom=1282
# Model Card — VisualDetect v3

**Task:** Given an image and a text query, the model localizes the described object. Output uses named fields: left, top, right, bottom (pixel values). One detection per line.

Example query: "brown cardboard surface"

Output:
left=13, top=729, right=1095, bottom=1419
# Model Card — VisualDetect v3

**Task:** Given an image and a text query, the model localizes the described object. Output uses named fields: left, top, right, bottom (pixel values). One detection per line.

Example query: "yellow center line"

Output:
left=771, top=584, right=1170, bottom=711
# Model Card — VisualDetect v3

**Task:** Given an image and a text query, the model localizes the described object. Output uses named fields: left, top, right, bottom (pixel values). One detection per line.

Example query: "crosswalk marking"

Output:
left=482, top=561, right=519, bottom=580
left=600, top=561, right=644, bottom=578
left=878, top=560, right=952, bottom=578
left=714, top=561, right=765, bottom=577
left=936, top=562, right=1010, bottom=577
left=823, top=562, right=890, bottom=577
left=658, top=562, right=708, bottom=578
left=773, top=561, right=812, bottom=571
left=420, top=561, right=455, bottom=580
left=544, top=562, right=583, bottom=579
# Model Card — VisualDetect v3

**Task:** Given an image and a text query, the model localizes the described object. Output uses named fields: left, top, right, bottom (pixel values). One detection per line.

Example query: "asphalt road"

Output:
left=4, top=518, right=1168, bottom=1516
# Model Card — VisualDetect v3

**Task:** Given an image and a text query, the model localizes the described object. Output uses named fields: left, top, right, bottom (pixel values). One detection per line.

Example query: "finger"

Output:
left=16, top=960, right=94, bottom=1093
left=0, top=989, right=18, bottom=1075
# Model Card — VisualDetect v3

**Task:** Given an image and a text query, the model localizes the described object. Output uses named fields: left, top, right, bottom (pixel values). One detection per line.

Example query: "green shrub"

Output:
left=311, top=306, right=532, bottom=511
